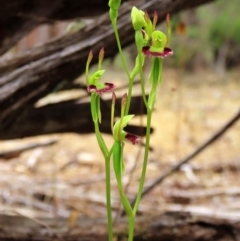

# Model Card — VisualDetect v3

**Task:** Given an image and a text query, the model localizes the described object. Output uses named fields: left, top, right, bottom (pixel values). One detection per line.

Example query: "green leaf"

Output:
left=113, top=141, right=123, bottom=183
left=113, top=115, right=134, bottom=141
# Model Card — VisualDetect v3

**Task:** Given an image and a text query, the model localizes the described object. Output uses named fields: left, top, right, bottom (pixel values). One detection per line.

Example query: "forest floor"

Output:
left=0, top=67, right=240, bottom=240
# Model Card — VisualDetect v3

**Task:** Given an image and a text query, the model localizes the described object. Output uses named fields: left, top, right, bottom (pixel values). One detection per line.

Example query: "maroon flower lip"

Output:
left=142, top=46, right=173, bottom=58
left=125, top=132, right=141, bottom=145
left=87, top=82, right=115, bottom=94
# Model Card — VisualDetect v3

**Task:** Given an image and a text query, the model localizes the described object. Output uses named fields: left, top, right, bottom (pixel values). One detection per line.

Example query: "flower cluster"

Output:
left=131, top=6, right=173, bottom=59
left=85, top=49, right=140, bottom=145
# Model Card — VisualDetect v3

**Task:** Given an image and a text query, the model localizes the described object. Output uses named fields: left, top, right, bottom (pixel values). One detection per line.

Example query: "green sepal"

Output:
left=89, top=70, right=105, bottom=85
left=144, top=13, right=153, bottom=37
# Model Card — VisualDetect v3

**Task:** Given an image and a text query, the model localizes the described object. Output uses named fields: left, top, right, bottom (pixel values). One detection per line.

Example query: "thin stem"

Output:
left=128, top=216, right=135, bottom=241
left=125, top=76, right=134, bottom=115
left=137, top=54, right=148, bottom=109
left=105, top=154, right=113, bottom=241
left=133, top=109, right=152, bottom=215
left=111, top=19, right=130, bottom=78
left=139, top=71, right=148, bottom=109
left=93, top=122, right=113, bottom=241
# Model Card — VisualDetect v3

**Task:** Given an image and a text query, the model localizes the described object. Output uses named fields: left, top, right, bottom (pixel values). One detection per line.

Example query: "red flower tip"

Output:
left=112, top=92, right=116, bottom=104
left=166, top=13, right=170, bottom=24
left=99, top=48, right=105, bottom=62
left=153, top=11, right=158, bottom=27
left=121, top=93, right=128, bottom=108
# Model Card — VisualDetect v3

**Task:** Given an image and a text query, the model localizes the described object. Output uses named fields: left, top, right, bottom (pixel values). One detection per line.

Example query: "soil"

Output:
left=0, top=68, right=240, bottom=240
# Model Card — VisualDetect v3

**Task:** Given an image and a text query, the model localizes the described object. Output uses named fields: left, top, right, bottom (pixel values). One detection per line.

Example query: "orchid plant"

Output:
left=85, top=1, right=173, bottom=240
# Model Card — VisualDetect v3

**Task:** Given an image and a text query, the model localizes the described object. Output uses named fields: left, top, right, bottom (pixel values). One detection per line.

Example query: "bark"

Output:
left=0, top=0, right=214, bottom=55
left=0, top=95, right=149, bottom=140
left=0, top=211, right=239, bottom=241
left=0, top=0, right=215, bottom=139
left=0, top=0, right=129, bottom=56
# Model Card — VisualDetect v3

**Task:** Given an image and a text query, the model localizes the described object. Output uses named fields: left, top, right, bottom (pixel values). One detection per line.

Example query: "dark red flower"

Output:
left=142, top=46, right=173, bottom=58
left=87, top=82, right=115, bottom=94
left=125, top=132, right=141, bottom=145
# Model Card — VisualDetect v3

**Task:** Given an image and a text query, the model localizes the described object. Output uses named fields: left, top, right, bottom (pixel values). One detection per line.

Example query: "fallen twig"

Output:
left=128, top=108, right=240, bottom=212
left=0, top=139, right=58, bottom=160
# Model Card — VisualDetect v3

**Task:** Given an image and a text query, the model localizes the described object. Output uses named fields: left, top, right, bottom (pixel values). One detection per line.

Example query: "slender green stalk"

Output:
left=138, top=54, right=148, bottom=109
left=110, top=19, right=137, bottom=116
left=133, top=109, right=152, bottom=215
left=111, top=19, right=130, bottom=78
left=125, top=76, right=134, bottom=115
left=105, top=154, right=113, bottom=241
left=128, top=216, right=135, bottom=241
left=94, top=121, right=113, bottom=241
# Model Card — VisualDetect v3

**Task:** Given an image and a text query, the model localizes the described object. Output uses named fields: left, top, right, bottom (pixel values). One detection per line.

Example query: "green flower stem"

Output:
left=112, top=141, right=135, bottom=241
left=110, top=17, right=137, bottom=116
left=135, top=50, right=148, bottom=109
left=93, top=121, right=113, bottom=241
left=133, top=109, right=152, bottom=215
left=125, top=76, right=134, bottom=115
left=128, top=216, right=135, bottom=241
left=119, top=189, right=134, bottom=241
left=105, top=154, right=113, bottom=241
left=110, top=19, right=130, bottom=78
left=139, top=69, right=148, bottom=109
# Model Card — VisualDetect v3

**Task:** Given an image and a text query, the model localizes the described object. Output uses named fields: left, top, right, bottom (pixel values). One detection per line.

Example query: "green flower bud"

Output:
left=108, top=0, right=121, bottom=10
left=131, top=6, right=146, bottom=31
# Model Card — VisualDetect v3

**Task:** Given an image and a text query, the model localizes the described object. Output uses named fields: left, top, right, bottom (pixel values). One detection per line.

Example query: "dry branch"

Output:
left=0, top=0, right=215, bottom=138
left=0, top=0, right=129, bottom=56
left=0, top=95, right=150, bottom=140
left=0, top=139, right=57, bottom=159
left=128, top=109, right=240, bottom=210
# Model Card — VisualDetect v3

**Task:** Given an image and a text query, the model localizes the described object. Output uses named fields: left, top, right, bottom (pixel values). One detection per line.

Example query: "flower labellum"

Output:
left=125, top=132, right=141, bottom=145
left=87, top=82, right=115, bottom=94
left=142, top=46, right=173, bottom=58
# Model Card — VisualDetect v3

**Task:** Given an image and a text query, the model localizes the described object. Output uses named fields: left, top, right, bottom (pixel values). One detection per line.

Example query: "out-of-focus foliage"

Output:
left=209, top=0, right=240, bottom=48
left=164, top=0, right=240, bottom=70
